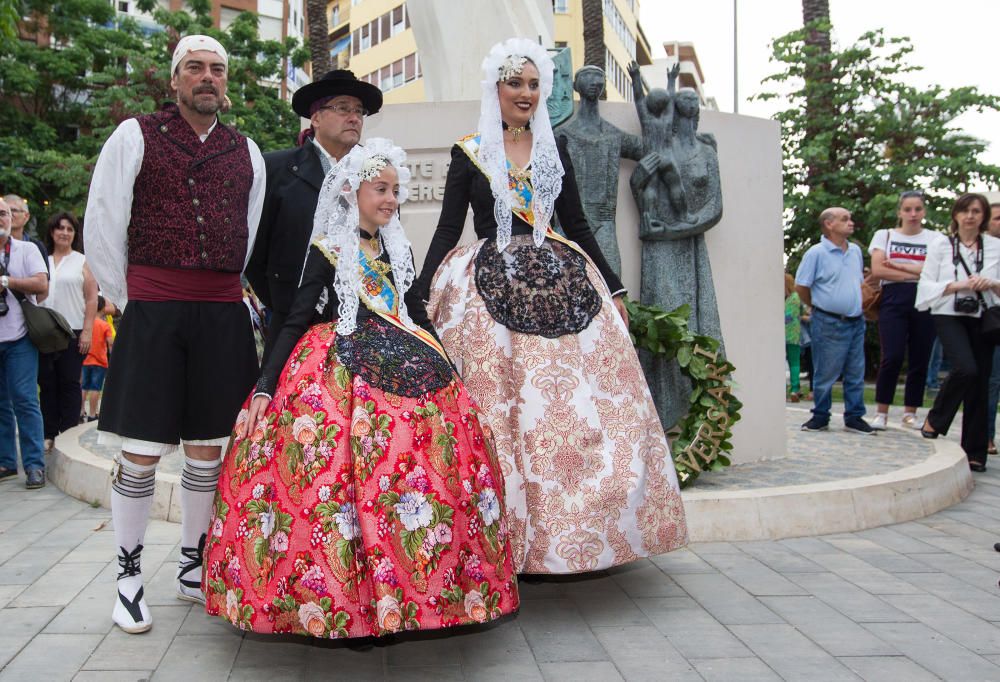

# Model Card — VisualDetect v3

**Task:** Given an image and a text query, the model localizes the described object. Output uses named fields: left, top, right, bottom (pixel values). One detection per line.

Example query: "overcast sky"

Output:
left=640, top=0, right=1000, bottom=170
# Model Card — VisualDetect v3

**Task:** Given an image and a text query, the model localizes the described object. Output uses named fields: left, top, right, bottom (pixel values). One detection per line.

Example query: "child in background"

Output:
left=82, top=295, right=114, bottom=422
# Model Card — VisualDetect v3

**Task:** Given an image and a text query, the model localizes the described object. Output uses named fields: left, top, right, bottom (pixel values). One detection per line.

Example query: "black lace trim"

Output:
left=474, top=237, right=602, bottom=338
left=335, top=316, right=454, bottom=397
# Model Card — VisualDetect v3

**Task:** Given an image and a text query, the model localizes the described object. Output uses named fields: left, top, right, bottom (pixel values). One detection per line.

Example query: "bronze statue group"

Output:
left=85, top=35, right=690, bottom=640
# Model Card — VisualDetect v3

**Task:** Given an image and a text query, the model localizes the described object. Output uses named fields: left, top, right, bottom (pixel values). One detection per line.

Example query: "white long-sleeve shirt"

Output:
left=83, top=117, right=265, bottom=311
left=916, top=231, right=1000, bottom=316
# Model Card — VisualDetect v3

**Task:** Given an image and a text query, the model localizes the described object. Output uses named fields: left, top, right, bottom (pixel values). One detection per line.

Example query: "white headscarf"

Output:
left=309, top=138, right=414, bottom=336
left=477, top=38, right=563, bottom=252
left=171, top=35, right=228, bottom=74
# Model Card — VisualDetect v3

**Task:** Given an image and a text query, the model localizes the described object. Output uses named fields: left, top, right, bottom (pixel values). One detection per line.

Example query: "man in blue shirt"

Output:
left=795, top=207, right=874, bottom=434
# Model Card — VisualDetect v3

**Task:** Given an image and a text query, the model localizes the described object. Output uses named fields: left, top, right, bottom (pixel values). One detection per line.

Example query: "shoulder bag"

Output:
left=10, top=289, right=75, bottom=354
left=861, top=230, right=889, bottom=321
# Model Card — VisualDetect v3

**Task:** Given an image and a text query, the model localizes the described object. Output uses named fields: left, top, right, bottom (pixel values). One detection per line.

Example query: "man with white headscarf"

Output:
left=84, top=34, right=265, bottom=633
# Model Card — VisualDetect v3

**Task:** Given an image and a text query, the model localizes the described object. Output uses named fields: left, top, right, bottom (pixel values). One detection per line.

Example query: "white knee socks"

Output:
left=111, top=456, right=157, bottom=597
left=178, top=456, right=222, bottom=584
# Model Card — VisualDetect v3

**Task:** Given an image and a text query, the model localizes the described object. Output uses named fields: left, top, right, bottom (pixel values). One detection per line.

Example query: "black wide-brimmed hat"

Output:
left=291, top=69, right=383, bottom=118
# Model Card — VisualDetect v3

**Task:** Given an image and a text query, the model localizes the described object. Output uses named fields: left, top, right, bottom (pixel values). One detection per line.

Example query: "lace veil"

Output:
left=307, top=138, right=414, bottom=335
left=477, top=37, right=563, bottom=252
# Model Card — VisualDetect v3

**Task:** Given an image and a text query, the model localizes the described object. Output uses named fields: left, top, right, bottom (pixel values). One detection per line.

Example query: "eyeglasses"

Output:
left=8, top=208, right=26, bottom=214
left=0, top=211, right=9, bottom=218
left=318, top=103, right=368, bottom=117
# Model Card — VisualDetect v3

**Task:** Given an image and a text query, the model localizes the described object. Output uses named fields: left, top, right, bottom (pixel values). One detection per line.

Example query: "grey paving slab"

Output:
left=304, top=644, right=386, bottom=680
left=517, top=598, right=609, bottom=664
left=785, top=572, right=916, bottom=623
left=0, top=545, right=71, bottom=585
left=692, top=657, right=781, bottom=681
left=729, top=624, right=861, bottom=681
left=606, top=560, right=686, bottom=598
left=537, top=661, right=624, bottom=682
left=836, top=655, right=940, bottom=682
left=591, top=625, right=701, bottom=681
left=670, top=573, right=784, bottom=625
left=637, top=597, right=754, bottom=660
left=880, top=593, right=1000, bottom=655
left=0, top=634, right=102, bottom=682
left=149, top=634, right=240, bottom=682
left=10, top=561, right=105, bottom=607
left=862, top=621, right=1000, bottom=681
left=72, top=672, right=153, bottom=682
left=853, top=526, right=945, bottom=555
left=82, top=605, right=189, bottom=671
left=689, top=547, right=809, bottom=596
left=0, top=606, right=61, bottom=669
left=895, top=571, right=1000, bottom=622
left=0, top=585, right=25, bottom=609
left=820, top=537, right=939, bottom=573
left=735, top=541, right=827, bottom=574
left=758, top=595, right=898, bottom=657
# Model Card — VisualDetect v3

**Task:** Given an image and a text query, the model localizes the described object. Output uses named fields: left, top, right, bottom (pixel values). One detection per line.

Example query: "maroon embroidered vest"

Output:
left=128, top=103, right=252, bottom=272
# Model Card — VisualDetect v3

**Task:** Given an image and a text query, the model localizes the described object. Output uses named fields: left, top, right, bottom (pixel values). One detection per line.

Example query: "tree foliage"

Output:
left=756, top=24, right=1000, bottom=269
left=0, top=0, right=308, bottom=224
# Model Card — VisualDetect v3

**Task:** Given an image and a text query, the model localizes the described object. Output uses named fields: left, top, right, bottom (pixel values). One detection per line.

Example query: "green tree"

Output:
left=0, top=0, right=307, bottom=224
left=757, top=25, right=1000, bottom=269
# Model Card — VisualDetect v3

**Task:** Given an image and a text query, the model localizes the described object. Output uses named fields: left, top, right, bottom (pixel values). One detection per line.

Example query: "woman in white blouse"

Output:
left=915, top=193, right=1000, bottom=472
left=39, top=213, right=98, bottom=450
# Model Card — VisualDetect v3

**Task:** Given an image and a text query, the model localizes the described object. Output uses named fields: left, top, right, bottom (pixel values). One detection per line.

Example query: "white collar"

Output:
left=312, top=137, right=337, bottom=167
left=197, top=118, right=218, bottom=143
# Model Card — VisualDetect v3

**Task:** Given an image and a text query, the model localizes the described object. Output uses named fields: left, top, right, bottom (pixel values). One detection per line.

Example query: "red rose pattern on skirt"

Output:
left=202, top=322, right=519, bottom=639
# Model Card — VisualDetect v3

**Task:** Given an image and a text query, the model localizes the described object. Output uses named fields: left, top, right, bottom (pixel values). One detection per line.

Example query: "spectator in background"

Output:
left=795, top=207, right=874, bottom=435
left=986, top=202, right=1000, bottom=454
left=38, top=212, right=97, bottom=451
left=0, top=198, right=51, bottom=488
left=82, top=295, right=114, bottom=422
left=2, top=194, right=49, bottom=280
left=784, top=273, right=803, bottom=401
left=867, top=191, right=936, bottom=430
left=916, top=193, right=1000, bottom=472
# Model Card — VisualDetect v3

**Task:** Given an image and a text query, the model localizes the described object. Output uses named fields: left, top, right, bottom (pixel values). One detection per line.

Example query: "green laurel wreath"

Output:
left=624, top=298, right=742, bottom=488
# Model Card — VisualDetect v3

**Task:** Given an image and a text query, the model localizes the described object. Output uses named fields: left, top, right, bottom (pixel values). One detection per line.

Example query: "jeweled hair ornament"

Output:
left=309, top=138, right=414, bottom=335
left=478, top=37, right=562, bottom=252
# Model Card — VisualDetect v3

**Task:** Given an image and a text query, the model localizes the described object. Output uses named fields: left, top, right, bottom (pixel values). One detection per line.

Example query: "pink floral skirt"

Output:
left=202, top=322, right=519, bottom=639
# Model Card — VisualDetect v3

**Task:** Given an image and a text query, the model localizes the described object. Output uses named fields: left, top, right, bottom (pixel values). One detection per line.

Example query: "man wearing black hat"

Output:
left=246, top=69, right=383, bottom=361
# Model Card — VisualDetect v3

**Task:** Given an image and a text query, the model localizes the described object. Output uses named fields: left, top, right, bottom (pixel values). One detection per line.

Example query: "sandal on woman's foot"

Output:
left=920, top=421, right=938, bottom=439
left=901, top=413, right=918, bottom=429
left=989, top=441, right=997, bottom=455
left=970, top=461, right=987, bottom=473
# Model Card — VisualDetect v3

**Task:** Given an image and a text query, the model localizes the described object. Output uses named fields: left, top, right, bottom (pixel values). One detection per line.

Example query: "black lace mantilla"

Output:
left=335, top=316, right=454, bottom=397
left=474, top=236, right=602, bottom=338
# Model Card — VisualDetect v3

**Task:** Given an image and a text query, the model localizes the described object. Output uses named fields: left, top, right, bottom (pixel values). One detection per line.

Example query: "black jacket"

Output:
left=413, top=136, right=626, bottom=302
left=245, top=143, right=327, bottom=318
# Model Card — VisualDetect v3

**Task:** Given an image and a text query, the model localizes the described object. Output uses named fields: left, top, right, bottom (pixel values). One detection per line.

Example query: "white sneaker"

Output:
left=901, top=413, right=918, bottom=429
left=113, top=547, right=152, bottom=634
left=871, top=414, right=888, bottom=431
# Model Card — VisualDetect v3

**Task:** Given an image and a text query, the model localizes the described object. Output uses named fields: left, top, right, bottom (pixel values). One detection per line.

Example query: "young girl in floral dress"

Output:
left=202, top=139, right=518, bottom=639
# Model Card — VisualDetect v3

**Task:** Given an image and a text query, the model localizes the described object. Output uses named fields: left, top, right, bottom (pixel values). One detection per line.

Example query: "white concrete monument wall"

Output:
left=406, top=0, right=554, bottom=102
left=363, top=101, right=786, bottom=464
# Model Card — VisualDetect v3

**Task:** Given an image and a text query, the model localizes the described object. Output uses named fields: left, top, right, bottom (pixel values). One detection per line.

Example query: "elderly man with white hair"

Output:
left=84, top=34, right=265, bottom=634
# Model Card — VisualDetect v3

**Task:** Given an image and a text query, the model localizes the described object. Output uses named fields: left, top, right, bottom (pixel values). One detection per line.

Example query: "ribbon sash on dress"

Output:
left=458, top=133, right=588, bottom=259
left=313, top=239, right=449, bottom=361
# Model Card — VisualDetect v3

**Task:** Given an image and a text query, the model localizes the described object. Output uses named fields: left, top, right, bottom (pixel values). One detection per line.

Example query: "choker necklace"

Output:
left=502, top=120, right=530, bottom=142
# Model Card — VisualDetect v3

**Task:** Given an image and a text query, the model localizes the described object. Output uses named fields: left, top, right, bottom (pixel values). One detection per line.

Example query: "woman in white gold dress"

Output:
left=414, top=38, right=688, bottom=574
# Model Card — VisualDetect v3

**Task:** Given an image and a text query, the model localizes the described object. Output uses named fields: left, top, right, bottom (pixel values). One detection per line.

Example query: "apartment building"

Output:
left=110, top=0, right=309, bottom=98
left=327, top=0, right=653, bottom=103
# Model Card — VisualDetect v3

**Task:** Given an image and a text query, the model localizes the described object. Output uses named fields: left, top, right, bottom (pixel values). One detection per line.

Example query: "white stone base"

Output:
left=50, top=421, right=973, bottom=540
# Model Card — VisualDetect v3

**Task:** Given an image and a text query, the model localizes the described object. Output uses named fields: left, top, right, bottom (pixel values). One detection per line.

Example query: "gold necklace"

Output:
left=507, top=125, right=528, bottom=141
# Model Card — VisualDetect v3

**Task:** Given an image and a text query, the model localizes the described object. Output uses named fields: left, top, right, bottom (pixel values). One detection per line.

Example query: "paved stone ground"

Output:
left=4, top=410, right=1000, bottom=681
